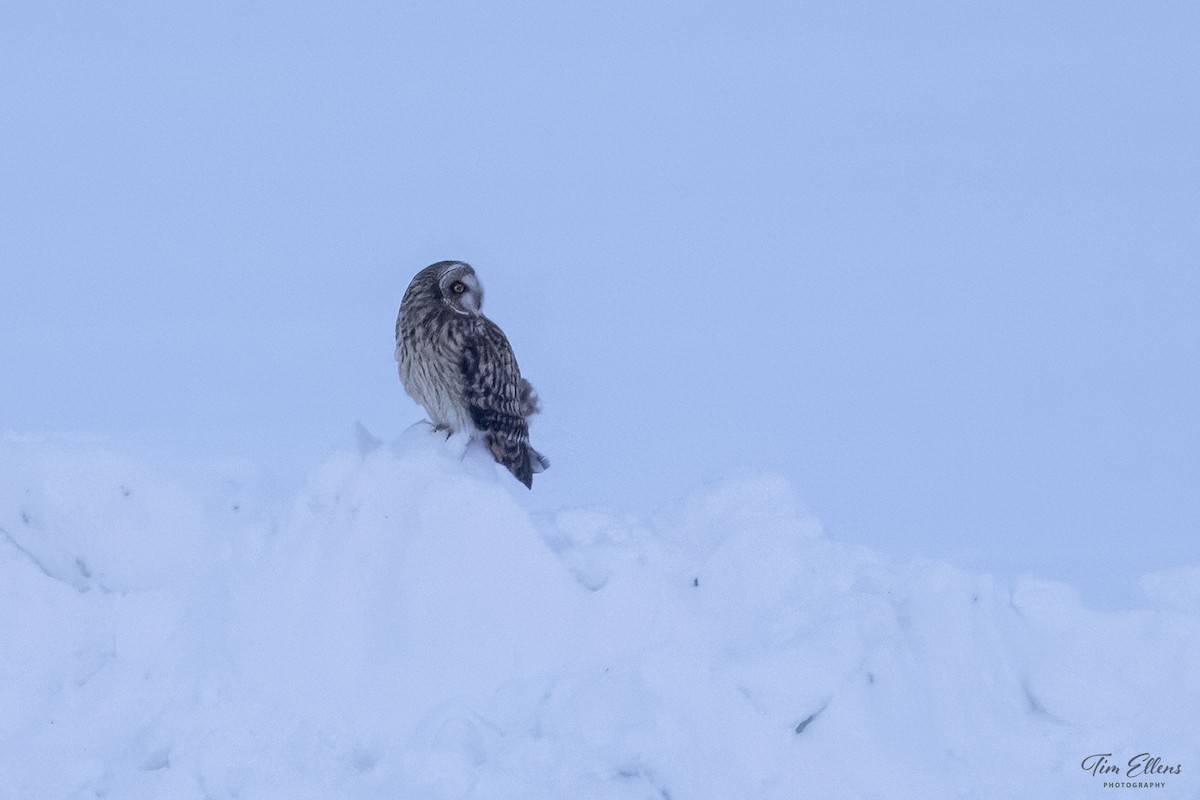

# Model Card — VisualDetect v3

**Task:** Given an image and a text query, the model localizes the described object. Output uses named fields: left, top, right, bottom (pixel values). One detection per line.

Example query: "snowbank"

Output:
left=0, top=432, right=1196, bottom=799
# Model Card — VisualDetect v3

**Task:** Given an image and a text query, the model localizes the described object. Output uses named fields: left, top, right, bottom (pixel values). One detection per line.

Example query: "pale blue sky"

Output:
left=3, top=1, right=1197, bottom=607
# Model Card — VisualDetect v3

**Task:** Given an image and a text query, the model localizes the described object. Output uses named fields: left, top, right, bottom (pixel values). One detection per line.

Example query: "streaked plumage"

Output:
left=395, top=261, right=549, bottom=488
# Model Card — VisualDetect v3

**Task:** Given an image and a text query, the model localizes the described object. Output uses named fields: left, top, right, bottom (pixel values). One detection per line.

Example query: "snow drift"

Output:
left=1, top=431, right=1197, bottom=799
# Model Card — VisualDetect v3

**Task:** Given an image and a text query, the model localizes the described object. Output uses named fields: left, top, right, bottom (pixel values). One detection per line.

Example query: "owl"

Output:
left=395, top=260, right=549, bottom=488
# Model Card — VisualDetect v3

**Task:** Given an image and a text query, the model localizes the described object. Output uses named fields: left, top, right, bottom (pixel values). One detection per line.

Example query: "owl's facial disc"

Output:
left=438, top=265, right=483, bottom=314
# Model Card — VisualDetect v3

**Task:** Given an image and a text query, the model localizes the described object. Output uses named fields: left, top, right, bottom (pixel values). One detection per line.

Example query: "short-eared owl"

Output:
left=395, top=261, right=549, bottom=488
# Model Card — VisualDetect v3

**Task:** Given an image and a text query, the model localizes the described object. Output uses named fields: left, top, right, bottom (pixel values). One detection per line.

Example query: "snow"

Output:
left=1, top=431, right=1197, bottom=799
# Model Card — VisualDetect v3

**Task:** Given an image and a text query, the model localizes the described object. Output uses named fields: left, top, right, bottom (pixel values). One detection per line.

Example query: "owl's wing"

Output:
left=461, top=318, right=527, bottom=422
left=461, top=318, right=547, bottom=487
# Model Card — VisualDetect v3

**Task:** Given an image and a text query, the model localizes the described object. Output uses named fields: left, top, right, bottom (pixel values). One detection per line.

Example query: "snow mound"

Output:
left=0, top=431, right=1197, bottom=799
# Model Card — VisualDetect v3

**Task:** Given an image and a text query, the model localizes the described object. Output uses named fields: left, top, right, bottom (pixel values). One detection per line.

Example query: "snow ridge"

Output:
left=0, top=432, right=1197, bottom=799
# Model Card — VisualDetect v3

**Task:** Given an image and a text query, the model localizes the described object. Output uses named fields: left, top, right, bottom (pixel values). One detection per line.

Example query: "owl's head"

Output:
left=432, top=261, right=483, bottom=315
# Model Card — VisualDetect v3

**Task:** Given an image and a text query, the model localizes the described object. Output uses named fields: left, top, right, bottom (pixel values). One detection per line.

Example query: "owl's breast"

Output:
left=397, top=322, right=473, bottom=433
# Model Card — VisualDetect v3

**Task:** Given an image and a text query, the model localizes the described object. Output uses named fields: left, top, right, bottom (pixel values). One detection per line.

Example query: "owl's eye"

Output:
left=451, top=281, right=467, bottom=295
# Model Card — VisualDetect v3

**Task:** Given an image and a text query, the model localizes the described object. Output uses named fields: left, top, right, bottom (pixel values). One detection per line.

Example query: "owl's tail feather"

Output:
left=486, top=433, right=548, bottom=489
left=529, top=447, right=549, bottom=474
left=509, top=445, right=549, bottom=489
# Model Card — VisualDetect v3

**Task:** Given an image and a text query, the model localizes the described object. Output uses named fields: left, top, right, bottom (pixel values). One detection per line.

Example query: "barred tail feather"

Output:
left=484, top=431, right=534, bottom=489
left=474, top=405, right=548, bottom=489
left=529, top=446, right=549, bottom=474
